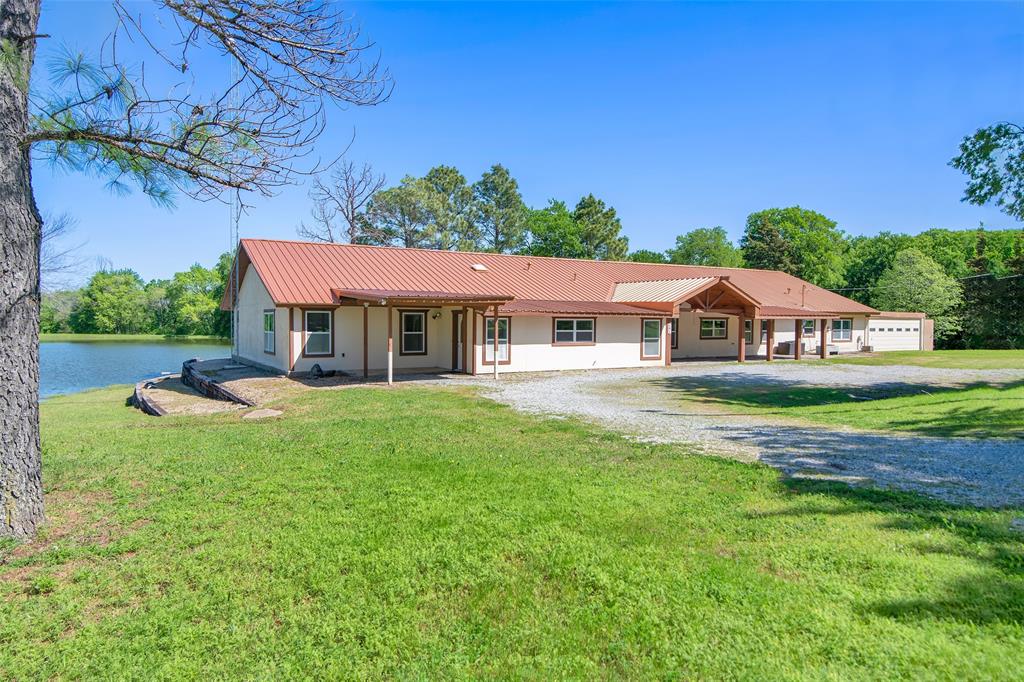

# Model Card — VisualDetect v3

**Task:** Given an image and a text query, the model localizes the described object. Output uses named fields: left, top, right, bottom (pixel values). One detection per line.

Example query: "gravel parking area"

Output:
left=461, top=361, right=1024, bottom=507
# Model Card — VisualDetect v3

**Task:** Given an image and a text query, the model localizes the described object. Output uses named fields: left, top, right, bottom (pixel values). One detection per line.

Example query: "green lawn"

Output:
left=656, top=378, right=1024, bottom=438
left=828, top=349, right=1024, bottom=370
left=1, top=386, right=1022, bottom=678
left=40, top=333, right=229, bottom=343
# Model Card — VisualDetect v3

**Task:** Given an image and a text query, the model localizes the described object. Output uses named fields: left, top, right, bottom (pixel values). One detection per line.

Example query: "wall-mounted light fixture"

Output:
left=431, top=311, right=442, bottom=320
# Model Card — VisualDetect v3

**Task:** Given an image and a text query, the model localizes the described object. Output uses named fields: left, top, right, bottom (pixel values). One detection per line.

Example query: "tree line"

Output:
left=300, top=161, right=631, bottom=259
left=302, top=163, right=1023, bottom=349
left=41, top=253, right=233, bottom=337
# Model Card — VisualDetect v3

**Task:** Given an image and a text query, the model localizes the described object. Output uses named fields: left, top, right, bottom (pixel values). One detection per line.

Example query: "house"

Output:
left=221, top=238, right=931, bottom=382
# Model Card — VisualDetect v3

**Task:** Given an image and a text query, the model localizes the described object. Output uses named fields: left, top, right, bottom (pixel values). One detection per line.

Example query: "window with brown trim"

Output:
left=744, top=319, right=753, bottom=345
left=400, top=310, right=427, bottom=355
left=641, top=319, right=662, bottom=359
left=304, top=310, right=332, bottom=356
left=832, top=318, right=853, bottom=342
left=552, top=317, right=595, bottom=345
left=699, top=318, right=727, bottom=340
left=802, top=319, right=816, bottom=337
left=483, top=316, right=510, bottom=365
left=263, top=310, right=275, bottom=354
left=670, top=318, right=679, bottom=349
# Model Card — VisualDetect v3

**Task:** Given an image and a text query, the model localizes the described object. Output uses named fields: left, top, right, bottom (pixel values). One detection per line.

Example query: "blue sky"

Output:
left=33, top=1, right=1023, bottom=282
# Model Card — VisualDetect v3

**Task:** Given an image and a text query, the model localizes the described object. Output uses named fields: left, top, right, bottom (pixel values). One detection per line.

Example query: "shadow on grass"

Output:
left=763, top=479, right=1024, bottom=625
left=650, top=373, right=1024, bottom=438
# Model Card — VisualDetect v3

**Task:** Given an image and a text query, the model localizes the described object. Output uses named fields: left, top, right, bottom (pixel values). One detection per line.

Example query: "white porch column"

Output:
left=387, top=304, right=394, bottom=385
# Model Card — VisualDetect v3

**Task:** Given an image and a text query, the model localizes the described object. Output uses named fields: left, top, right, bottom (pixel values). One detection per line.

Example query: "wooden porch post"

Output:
left=665, top=318, right=672, bottom=366
left=362, top=304, right=369, bottom=379
left=737, top=315, right=746, bottom=363
left=462, top=306, right=469, bottom=374
left=794, top=318, right=803, bottom=360
left=471, top=310, right=477, bottom=376
left=820, top=318, right=828, bottom=359
left=492, top=305, right=499, bottom=380
left=766, top=319, right=775, bottom=361
left=386, top=304, right=393, bottom=385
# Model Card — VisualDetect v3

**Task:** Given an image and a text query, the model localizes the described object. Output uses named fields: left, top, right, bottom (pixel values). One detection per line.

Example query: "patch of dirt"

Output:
left=1, top=489, right=146, bottom=598
left=141, top=377, right=245, bottom=416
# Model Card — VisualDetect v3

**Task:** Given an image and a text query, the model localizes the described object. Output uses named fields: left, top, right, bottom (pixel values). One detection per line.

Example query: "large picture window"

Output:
left=400, top=311, right=427, bottom=355
left=484, top=317, right=510, bottom=364
left=304, top=310, right=332, bottom=356
left=553, top=318, right=595, bottom=345
left=641, top=319, right=662, bottom=359
left=832, top=318, right=853, bottom=342
left=700, top=318, right=728, bottom=340
left=263, top=310, right=275, bottom=354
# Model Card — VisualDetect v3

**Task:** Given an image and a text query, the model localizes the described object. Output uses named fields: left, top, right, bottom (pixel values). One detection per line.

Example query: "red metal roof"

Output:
left=499, top=300, right=670, bottom=316
left=227, top=238, right=877, bottom=315
left=332, top=288, right=512, bottom=303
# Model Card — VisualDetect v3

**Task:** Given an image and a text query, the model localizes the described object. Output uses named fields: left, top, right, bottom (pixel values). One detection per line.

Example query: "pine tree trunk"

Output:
left=1, top=0, right=45, bottom=540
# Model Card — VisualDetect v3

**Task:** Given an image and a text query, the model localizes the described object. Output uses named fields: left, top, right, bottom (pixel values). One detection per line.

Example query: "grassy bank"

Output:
left=40, top=333, right=230, bottom=344
left=1, top=386, right=1022, bottom=678
left=659, top=380, right=1024, bottom=438
left=828, top=349, right=1024, bottom=370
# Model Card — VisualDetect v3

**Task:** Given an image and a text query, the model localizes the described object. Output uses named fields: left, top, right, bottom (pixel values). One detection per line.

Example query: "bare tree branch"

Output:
left=40, top=212, right=87, bottom=290
left=299, top=159, right=384, bottom=243
left=13, top=0, right=393, bottom=207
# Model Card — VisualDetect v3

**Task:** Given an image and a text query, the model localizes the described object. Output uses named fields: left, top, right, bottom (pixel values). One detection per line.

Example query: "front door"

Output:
left=452, top=312, right=464, bottom=372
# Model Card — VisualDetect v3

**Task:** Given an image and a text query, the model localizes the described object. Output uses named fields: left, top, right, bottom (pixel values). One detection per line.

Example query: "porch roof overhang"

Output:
left=331, top=287, right=514, bottom=307
left=497, top=299, right=672, bottom=317
left=755, top=306, right=879, bottom=319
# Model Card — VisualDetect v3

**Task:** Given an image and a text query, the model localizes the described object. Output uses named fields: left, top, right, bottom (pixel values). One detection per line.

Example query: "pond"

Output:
left=40, top=338, right=231, bottom=399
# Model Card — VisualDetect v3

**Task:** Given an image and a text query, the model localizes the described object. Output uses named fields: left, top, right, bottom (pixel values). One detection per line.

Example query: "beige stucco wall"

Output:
left=671, top=313, right=871, bottom=360
left=471, top=313, right=668, bottom=373
left=235, top=269, right=287, bottom=372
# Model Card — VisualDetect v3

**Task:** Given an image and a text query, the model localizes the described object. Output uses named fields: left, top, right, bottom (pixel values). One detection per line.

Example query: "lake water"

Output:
left=40, top=339, right=231, bottom=399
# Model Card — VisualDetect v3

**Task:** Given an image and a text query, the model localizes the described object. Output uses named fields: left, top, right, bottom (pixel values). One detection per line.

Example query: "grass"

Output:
left=1, top=386, right=1022, bottom=678
left=656, top=377, right=1024, bottom=438
left=828, top=349, right=1024, bottom=370
left=40, top=333, right=229, bottom=344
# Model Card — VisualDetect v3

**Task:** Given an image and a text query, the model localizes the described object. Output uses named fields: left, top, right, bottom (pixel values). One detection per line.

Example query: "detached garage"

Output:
left=868, top=312, right=933, bottom=351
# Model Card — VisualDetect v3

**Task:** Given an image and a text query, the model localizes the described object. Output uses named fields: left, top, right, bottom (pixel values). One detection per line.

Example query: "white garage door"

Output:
left=869, top=320, right=921, bottom=351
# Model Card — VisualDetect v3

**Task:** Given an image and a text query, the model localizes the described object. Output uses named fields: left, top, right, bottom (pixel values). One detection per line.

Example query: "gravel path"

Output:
left=452, top=362, right=1024, bottom=508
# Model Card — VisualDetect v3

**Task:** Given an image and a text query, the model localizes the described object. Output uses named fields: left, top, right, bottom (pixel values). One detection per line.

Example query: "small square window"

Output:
left=700, top=318, right=728, bottom=340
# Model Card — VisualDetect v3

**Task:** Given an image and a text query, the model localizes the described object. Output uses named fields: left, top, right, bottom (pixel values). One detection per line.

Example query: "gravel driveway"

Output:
left=455, top=362, right=1024, bottom=508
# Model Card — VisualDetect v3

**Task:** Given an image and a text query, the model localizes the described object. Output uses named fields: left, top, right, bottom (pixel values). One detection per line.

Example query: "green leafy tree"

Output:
left=571, top=194, right=629, bottom=261
left=364, top=177, right=434, bottom=248
left=39, top=290, right=79, bottom=333
left=741, top=207, right=847, bottom=288
left=667, top=227, right=743, bottom=267
left=739, top=214, right=796, bottom=274
left=627, top=249, right=668, bottom=264
left=211, top=251, right=234, bottom=338
left=872, top=249, right=962, bottom=342
left=422, top=165, right=477, bottom=250
left=843, top=232, right=914, bottom=304
left=473, top=165, right=528, bottom=253
left=144, top=279, right=173, bottom=332
left=69, top=269, right=148, bottom=334
left=526, top=200, right=584, bottom=258
left=950, top=122, right=1024, bottom=221
left=164, top=264, right=222, bottom=336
